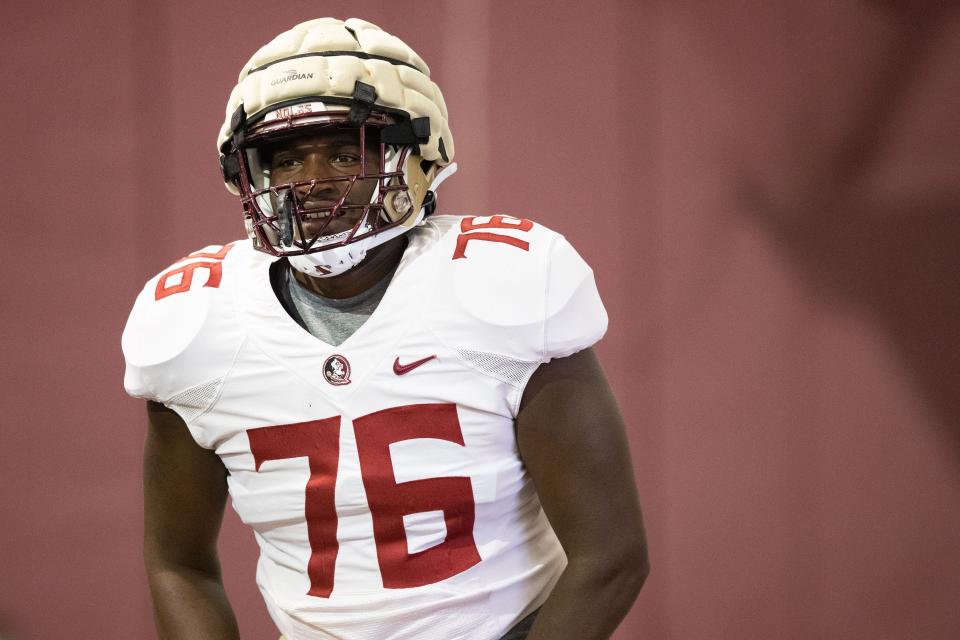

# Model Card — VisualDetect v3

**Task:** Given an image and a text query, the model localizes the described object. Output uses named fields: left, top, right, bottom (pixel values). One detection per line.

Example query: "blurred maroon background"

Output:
left=1, top=1, right=959, bottom=639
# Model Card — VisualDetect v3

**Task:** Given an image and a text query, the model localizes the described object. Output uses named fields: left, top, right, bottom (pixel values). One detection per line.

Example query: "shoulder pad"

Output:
left=543, top=234, right=608, bottom=359
left=121, top=242, right=249, bottom=404
left=420, top=215, right=607, bottom=363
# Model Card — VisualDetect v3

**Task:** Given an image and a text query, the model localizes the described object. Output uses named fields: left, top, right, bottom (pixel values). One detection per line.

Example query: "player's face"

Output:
left=264, top=128, right=381, bottom=236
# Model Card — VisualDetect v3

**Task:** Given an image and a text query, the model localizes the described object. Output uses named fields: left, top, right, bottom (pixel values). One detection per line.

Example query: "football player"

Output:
left=123, top=17, right=648, bottom=640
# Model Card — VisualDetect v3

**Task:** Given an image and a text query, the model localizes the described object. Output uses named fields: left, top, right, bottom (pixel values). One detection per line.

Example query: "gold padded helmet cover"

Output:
left=218, top=17, right=453, bottom=196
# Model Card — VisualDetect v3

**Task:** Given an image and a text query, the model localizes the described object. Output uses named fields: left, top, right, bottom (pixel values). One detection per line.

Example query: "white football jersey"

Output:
left=122, top=215, right=607, bottom=640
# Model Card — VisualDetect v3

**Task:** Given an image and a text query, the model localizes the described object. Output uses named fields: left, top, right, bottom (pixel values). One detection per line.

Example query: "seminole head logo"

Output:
left=323, top=354, right=351, bottom=386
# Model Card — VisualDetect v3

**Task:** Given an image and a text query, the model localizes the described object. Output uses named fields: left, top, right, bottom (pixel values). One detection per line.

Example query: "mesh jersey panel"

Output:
left=456, top=348, right=539, bottom=387
left=167, top=377, right=224, bottom=424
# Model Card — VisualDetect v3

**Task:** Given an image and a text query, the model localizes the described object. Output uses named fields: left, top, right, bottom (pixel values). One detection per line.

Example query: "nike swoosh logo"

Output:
left=393, top=355, right=437, bottom=375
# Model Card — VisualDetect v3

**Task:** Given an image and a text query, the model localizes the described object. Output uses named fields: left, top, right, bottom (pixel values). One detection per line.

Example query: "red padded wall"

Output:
left=1, top=1, right=958, bottom=639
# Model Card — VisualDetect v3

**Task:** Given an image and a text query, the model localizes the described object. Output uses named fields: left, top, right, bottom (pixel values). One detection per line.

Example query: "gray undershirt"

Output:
left=280, top=264, right=394, bottom=346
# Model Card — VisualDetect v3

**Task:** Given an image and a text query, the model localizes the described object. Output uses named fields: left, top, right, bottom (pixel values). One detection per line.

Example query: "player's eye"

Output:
left=274, top=157, right=303, bottom=169
left=331, top=153, right=361, bottom=165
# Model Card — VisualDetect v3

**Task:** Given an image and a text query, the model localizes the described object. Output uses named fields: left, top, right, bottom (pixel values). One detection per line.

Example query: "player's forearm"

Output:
left=147, top=561, right=240, bottom=640
left=526, top=551, right=649, bottom=640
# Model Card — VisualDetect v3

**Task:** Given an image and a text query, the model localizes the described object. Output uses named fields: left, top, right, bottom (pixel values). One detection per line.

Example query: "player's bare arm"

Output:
left=517, top=348, right=649, bottom=640
left=143, top=401, right=239, bottom=640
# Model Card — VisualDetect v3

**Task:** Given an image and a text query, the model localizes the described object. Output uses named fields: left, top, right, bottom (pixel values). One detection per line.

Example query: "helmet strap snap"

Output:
left=348, top=81, right=377, bottom=126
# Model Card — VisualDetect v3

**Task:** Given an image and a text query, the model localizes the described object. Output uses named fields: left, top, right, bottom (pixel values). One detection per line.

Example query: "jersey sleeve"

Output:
left=121, top=243, right=246, bottom=433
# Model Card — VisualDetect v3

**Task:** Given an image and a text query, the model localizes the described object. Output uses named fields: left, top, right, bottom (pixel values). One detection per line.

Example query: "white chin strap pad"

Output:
left=288, top=244, right=368, bottom=277
left=287, top=225, right=398, bottom=277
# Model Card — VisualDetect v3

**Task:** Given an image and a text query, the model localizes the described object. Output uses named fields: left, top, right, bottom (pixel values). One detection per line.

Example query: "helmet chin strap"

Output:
left=287, top=162, right=458, bottom=279
left=286, top=221, right=381, bottom=277
left=429, top=161, right=458, bottom=191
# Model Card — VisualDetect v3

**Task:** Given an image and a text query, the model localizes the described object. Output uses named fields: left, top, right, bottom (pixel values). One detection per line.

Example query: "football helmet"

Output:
left=218, top=18, right=456, bottom=277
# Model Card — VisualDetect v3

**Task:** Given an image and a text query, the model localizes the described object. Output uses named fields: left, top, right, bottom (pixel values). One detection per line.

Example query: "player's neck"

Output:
left=291, top=235, right=407, bottom=300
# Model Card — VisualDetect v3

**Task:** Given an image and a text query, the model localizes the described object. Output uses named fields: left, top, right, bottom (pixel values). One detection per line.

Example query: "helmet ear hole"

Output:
left=382, top=154, right=436, bottom=224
